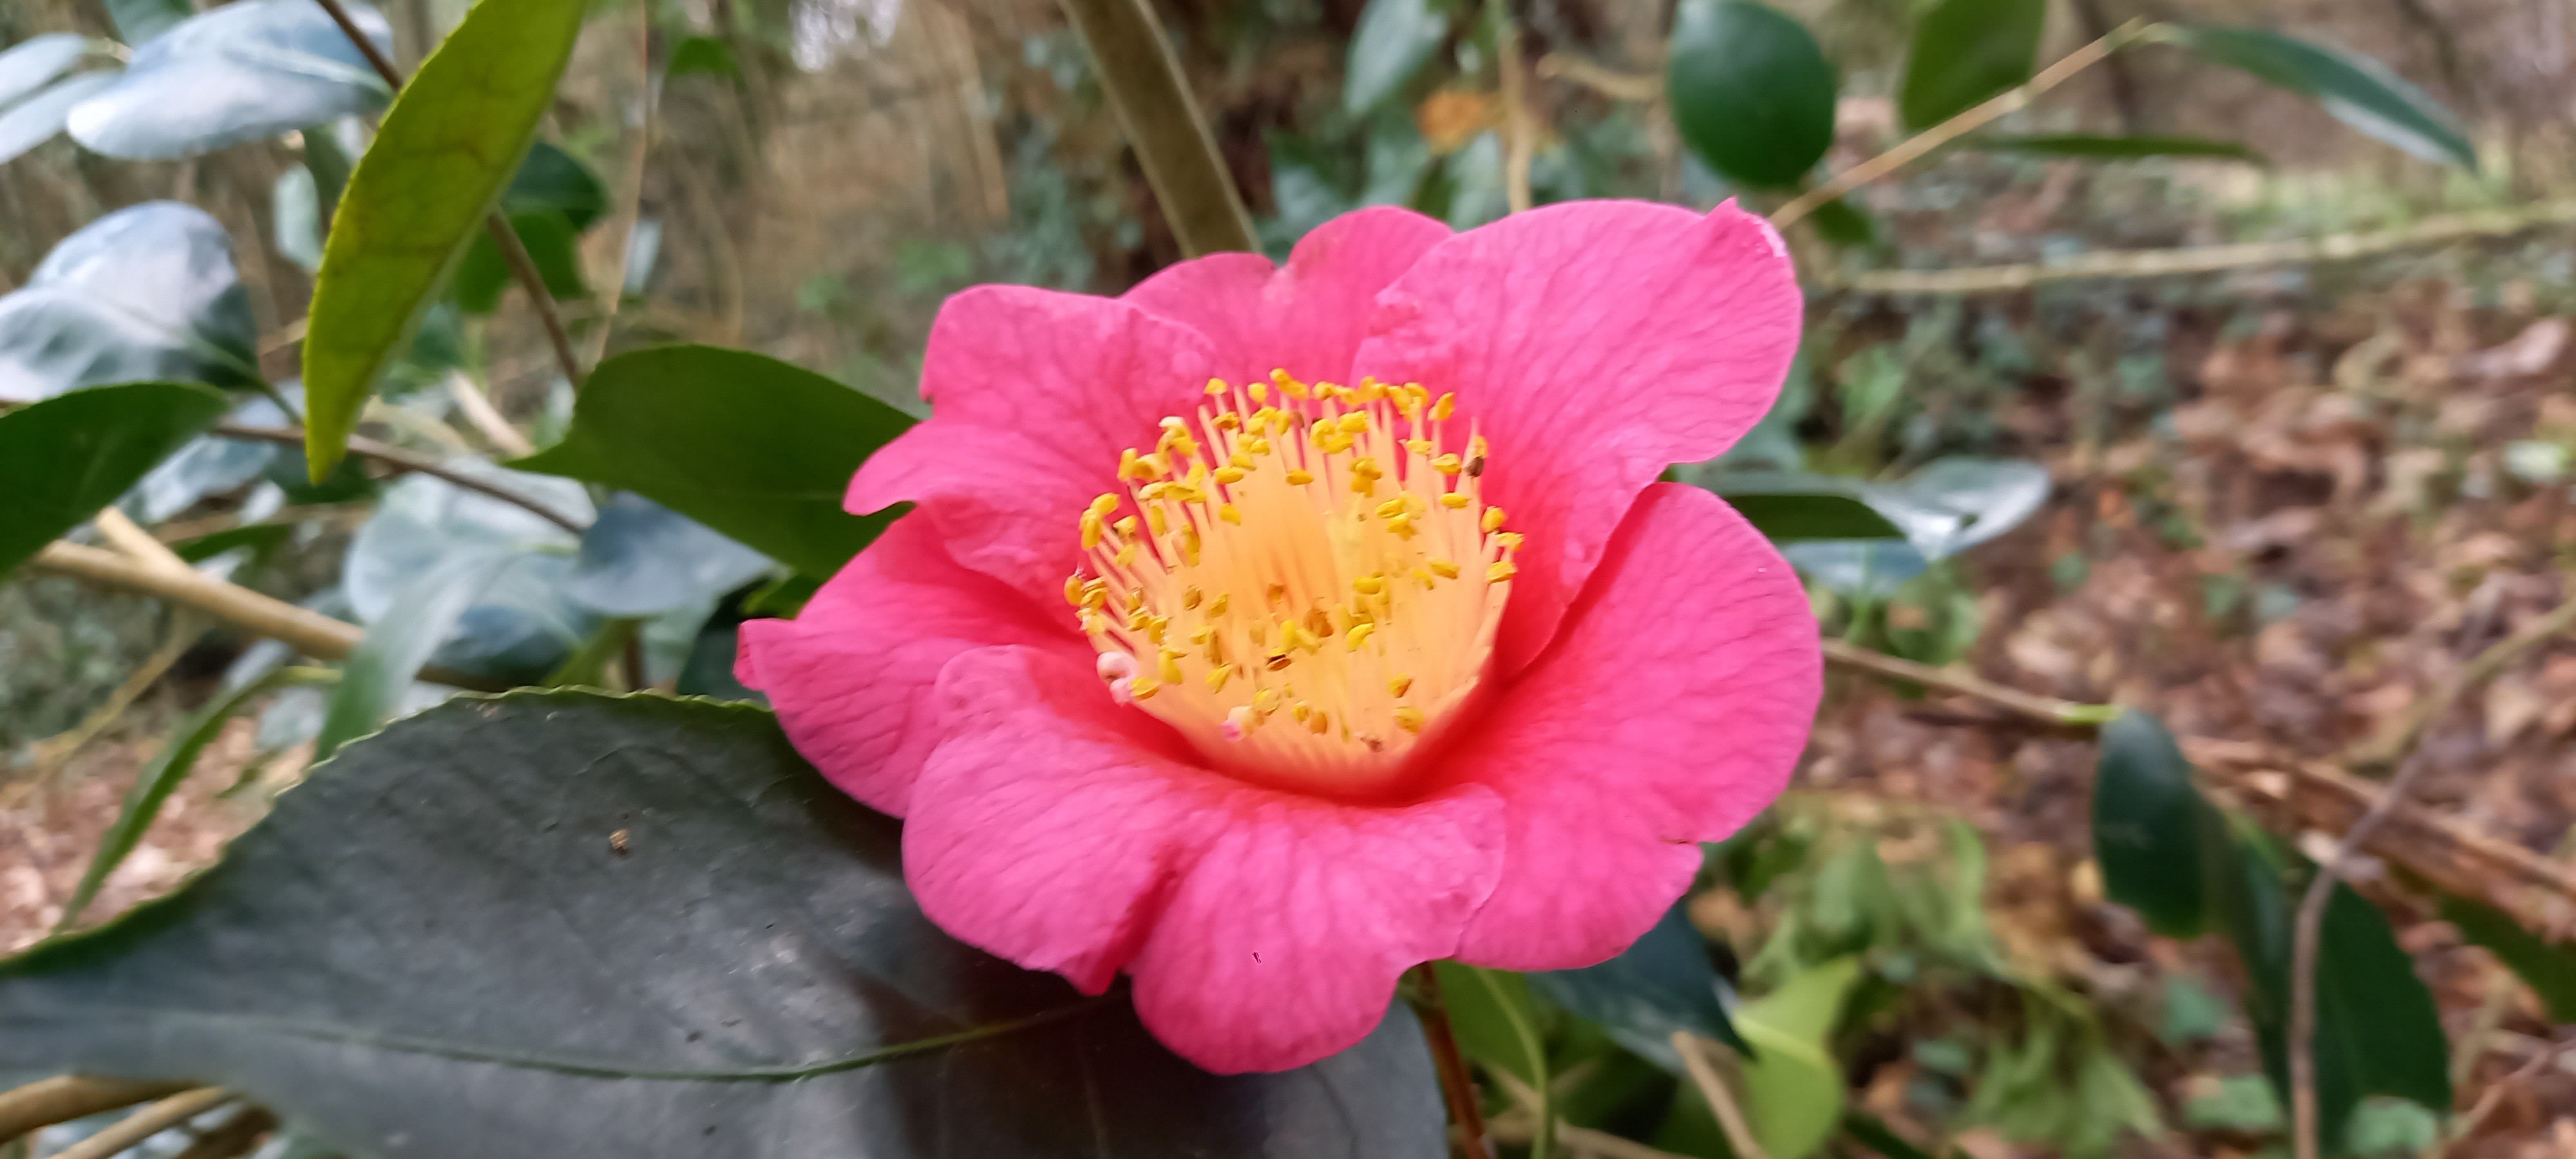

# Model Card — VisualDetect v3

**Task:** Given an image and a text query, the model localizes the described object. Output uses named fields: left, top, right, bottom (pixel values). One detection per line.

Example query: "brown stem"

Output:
left=0, top=1077, right=194, bottom=1143
left=1054, top=0, right=1257, bottom=256
left=47, top=1088, right=234, bottom=1159
left=1407, top=965, right=1495, bottom=1159
left=211, top=423, right=586, bottom=532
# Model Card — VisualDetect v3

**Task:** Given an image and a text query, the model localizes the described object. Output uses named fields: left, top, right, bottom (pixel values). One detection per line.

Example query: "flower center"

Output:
left=1063, top=371, right=1519, bottom=794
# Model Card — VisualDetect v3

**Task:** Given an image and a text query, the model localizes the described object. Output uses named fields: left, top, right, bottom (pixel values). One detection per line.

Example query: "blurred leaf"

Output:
left=568, top=493, right=773, bottom=618
left=675, top=621, right=764, bottom=703
left=1806, top=197, right=1877, bottom=249
left=0, top=70, right=117, bottom=164
left=343, top=464, right=597, bottom=681
left=1735, top=957, right=1861, bottom=1159
left=1702, top=475, right=1908, bottom=543
left=316, top=549, right=516, bottom=759
left=1701, top=458, right=2047, bottom=562
left=1343, top=0, right=1448, bottom=117
left=169, top=522, right=295, bottom=565
left=66, top=0, right=392, bottom=160
left=2183, top=1073, right=2283, bottom=1132
left=272, top=164, right=325, bottom=272
left=1897, top=0, right=2045, bottom=130
left=1781, top=540, right=1927, bottom=599
left=124, top=389, right=298, bottom=524
left=543, top=617, right=641, bottom=690
left=1842, top=1111, right=1936, bottom=1159
left=59, top=666, right=332, bottom=931
left=0, top=693, right=1448, bottom=1158
left=1430, top=962, right=1548, bottom=1088
left=512, top=345, right=916, bottom=578
left=2092, top=710, right=2206, bottom=938
left=0, top=381, right=231, bottom=575
left=1667, top=0, right=1836, bottom=189
left=664, top=35, right=741, bottom=79
left=2162, top=24, right=2474, bottom=169
left=0, top=201, right=258, bottom=400
left=301, top=0, right=585, bottom=480
left=2439, top=895, right=2576, bottom=1022
left=1530, top=900, right=1751, bottom=1069
left=104, top=0, right=193, bottom=45
left=450, top=211, right=589, bottom=314
left=0, top=34, right=90, bottom=108
left=502, top=140, right=609, bottom=229
left=1971, top=133, right=2266, bottom=162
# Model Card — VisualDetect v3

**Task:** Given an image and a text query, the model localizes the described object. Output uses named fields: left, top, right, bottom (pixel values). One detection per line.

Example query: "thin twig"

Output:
left=1820, top=639, right=2117, bottom=726
left=2434, top=1035, right=2576, bottom=1158
left=1488, top=1070, right=1695, bottom=1159
left=47, top=1088, right=234, bottom=1159
left=26, top=543, right=509, bottom=692
left=1408, top=965, right=1495, bottom=1159
left=1819, top=200, right=2576, bottom=295
left=1771, top=20, right=2147, bottom=228
left=2354, top=596, right=2576, bottom=769
left=171, top=1106, right=278, bottom=1159
left=1054, top=0, right=1258, bottom=256
left=1671, top=1032, right=1771, bottom=1159
left=1495, top=5, right=1534, bottom=215
left=0, top=1077, right=193, bottom=1142
left=309, top=0, right=585, bottom=390
left=93, top=509, right=193, bottom=576
left=1533, top=53, right=1659, bottom=102
left=441, top=372, right=536, bottom=458
left=580, top=12, right=656, bottom=372
left=209, top=424, right=583, bottom=531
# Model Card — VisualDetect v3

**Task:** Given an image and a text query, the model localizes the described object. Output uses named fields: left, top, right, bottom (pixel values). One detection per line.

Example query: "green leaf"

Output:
left=665, top=35, right=742, bottom=79
left=1529, top=900, right=1752, bottom=1069
left=0, top=692, right=1446, bottom=1156
left=0, top=34, right=90, bottom=108
left=1806, top=197, right=1877, bottom=249
left=2161, top=24, right=2474, bottom=169
left=1667, top=0, right=1837, bottom=189
left=2091, top=710, right=2207, bottom=938
left=1896, top=0, right=2046, bottom=130
left=1698, top=458, right=2050, bottom=559
left=500, top=141, right=609, bottom=230
left=168, top=521, right=295, bottom=565
left=0, top=71, right=116, bottom=165
left=314, top=550, right=516, bottom=759
left=1343, top=0, right=1448, bottom=117
left=103, top=0, right=192, bottom=45
left=1734, top=957, right=1861, bottom=1159
left=2439, top=895, right=2576, bottom=1022
left=450, top=211, right=589, bottom=314
left=67, top=0, right=393, bottom=160
left=0, top=202, right=259, bottom=399
left=301, top=0, right=587, bottom=481
left=1705, top=476, right=1908, bottom=543
left=569, top=494, right=773, bottom=618
left=1431, top=963, right=1547, bottom=1088
left=0, top=381, right=231, bottom=575
left=58, top=666, right=334, bottom=932
left=511, top=345, right=917, bottom=578
left=1970, top=133, right=2266, bottom=162
left=1842, top=1110, right=1937, bottom=1159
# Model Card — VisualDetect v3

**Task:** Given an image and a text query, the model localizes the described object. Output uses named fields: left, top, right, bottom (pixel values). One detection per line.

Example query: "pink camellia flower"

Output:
left=736, top=200, right=1819, bottom=1073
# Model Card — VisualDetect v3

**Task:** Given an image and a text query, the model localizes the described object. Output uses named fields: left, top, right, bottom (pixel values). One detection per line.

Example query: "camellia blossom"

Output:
left=737, top=200, right=1820, bottom=1073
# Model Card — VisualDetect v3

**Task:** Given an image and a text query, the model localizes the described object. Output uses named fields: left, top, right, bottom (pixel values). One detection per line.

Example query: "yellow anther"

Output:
left=1350, top=457, right=1383, bottom=478
left=1118, top=448, right=1141, bottom=478
left=1206, top=378, right=1229, bottom=395
left=1215, top=466, right=1247, bottom=485
left=1350, top=474, right=1377, bottom=497
left=1386, top=514, right=1416, bottom=539
left=1432, top=393, right=1456, bottom=420
left=1208, top=594, right=1229, bottom=616
left=1305, top=607, right=1336, bottom=639
left=1219, top=503, right=1243, bottom=525
left=1146, top=505, right=1169, bottom=536
left=1082, top=578, right=1109, bottom=606
left=1353, top=574, right=1386, bottom=596
left=1146, top=616, right=1170, bottom=645
left=1439, top=492, right=1470, bottom=509
left=1249, top=381, right=1269, bottom=402
left=1291, top=701, right=1311, bottom=722
left=1286, top=469, right=1314, bottom=485
left=1064, top=574, right=1088, bottom=607
left=1128, top=677, right=1162, bottom=701
left=1405, top=438, right=1435, bottom=457
left=1272, top=369, right=1309, bottom=399
left=1482, top=507, right=1508, bottom=532
left=1388, top=674, right=1414, bottom=697
left=1395, top=706, right=1426, bottom=734
left=1113, top=516, right=1139, bottom=538
left=1182, top=586, right=1203, bottom=609
left=1309, top=417, right=1336, bottom=444
left=1346, top=622, right=1376, bottom=650
left=1079, top=610, right=1106, bottom=633
left=1229, top=451, right=1255, bottom=470
left=1180, top=529, right=1200, bottom=567
left=1266, top=651, right=1294, bottom=672
left=1245, top=436, right=1272, bottom=455
left=1090, top=493, right=1121, bottom=518
left=1307, top=709, right=1331, bottom=735
left=1159, top=648, right=1184, bottom=684
left=1113, top=543, right=1137, bottom=567
left=1253, top=688, right=1281, bottom=714
left=1487, top=561, right=1519, bottom=583
left=1374, top=498, right=1410, bottom=520
left=1136, top=453, right=1168, bottom=478
left=1428, top=560, right=1461, bottom=579
left=1337, top=411, right=1371, bottom=434
left=1206, top=663, right=1235, bottom=692
left=1213, top=412, right=1242, bottom=431
left=1412, top=566, right=1435, bottom=589
left=1189, top=624, right=1213, bottom=646
left=1495, top=531, right=1524, bottom=550
left=1127, top=608, right=1150, bottom=632
left=1432, top=453, right=1463, bottom=475
left=1080, top=512, right=1105, bottom=550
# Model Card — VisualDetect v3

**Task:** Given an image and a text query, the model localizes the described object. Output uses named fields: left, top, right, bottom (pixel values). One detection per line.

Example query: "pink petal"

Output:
left=905, top=646, right=1506, bottom=1073
left=1352, top=200, right=1801, bottom=672
left=846, top=285, right=1218, bottom=601
left=1122, top=207, right=1452, bottom=388
left=734, top=514, right=1085, bottom=815
left=1444, top=483, right=1817, bottom=970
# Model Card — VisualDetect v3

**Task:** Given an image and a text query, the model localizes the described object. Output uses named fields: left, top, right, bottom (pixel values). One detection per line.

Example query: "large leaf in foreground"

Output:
left=0, top=693, right=1444, bottom=1158
left=301, top=0, right=585, bottom=480
left=513, top=345, right=916, bottom=576
left=0, top=381, right=231, bottom=575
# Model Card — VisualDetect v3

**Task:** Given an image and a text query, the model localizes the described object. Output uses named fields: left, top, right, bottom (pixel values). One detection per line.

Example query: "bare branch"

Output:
left=1406, top=964, right=1496, bottom=1159
left=209, top=424, right=585, bottom=532
left=1054, top=0, right=1258, bottom=256
left=47, top=1088, right=234, bottom=1159
left=0, top=1077, right=193, bottom=1142
left=1671, top=1033, right=1770, bottom=1159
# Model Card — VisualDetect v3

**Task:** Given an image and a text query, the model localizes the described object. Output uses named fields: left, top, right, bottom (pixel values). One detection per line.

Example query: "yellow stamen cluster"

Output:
left=1063, top=370, right=1518, bottom=792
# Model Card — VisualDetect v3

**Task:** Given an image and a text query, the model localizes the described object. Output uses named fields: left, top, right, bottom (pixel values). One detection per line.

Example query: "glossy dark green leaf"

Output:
left=1529, top=900, right=1751, bottom=1069
left=0, top=693, right=1446, bottom=1158
left=2163, top=24, right=2474, bottom=169
left=0, top=202, right=258, bottom=400
left=2439, top=895, right=2576, bottom=1022
left=1706, top=478, right=1907, bottom=543
left=568, top=493, right=774, bottom=617
left=302, top=0, right=586, bottom=480
left=315, top=550, right=515, bottom=759
left=1971, top=133, right=2266, bottom=162
left=103, top=0, right=193, bottom=46
left=1897, top=0, right=2045, bottom=130
left=665, top=35, right=743, bottom=79
left=0, top=34, right=90, bottom=109
left=512, top=345, right=917, bottom=578
left=450, top=211, right=589, bottom=315
left=0, top=70, right=117, bottom=164
left=59, top=666, right=333, bottom=931
left=2091, top=710, right=2206, bottom=938
left=1667, top=0, right=1836, bottom=189
left=66, top=0, right=393, bottom=160
left=1344, top=0, right=1448, bottom=117
left=0, top=381, right=231, bottom=575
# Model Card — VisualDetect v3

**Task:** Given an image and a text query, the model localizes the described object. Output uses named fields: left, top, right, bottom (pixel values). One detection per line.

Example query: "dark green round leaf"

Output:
left=0, top=381, right=231, bottom=574
left=0, top=33, right=90, bottom=109
left=1343, top=0, right=1448, bottom=117
left=665, top=35, right=742, bottom=79
left=1667, top=0, right=1836, bottom=189
left=1703, top=474, right=1907, bottom=543
left=2090, top=710, right=2206, bottom=938
left=1529, top=900, right=1750, bottom=1070
left=511, top=345, right=918, bottom=578
left=569, top=493, right=774, bottom=617
left=2163, top=24, right=2474, bottom=169
left=1805, top=196, right=1878, bottom=249
left=0, top=693, right=1446, bottom=1158
left=1896, top=0, right=2046, bottom=130
left=1970, top=133, right=2266, bottom=163
left=64, top=0, right=393, bottom=160
left=0, top=70, right=117, bottom=164
left=0, top=201, right=258, bottom=400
